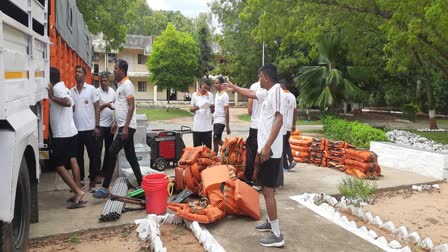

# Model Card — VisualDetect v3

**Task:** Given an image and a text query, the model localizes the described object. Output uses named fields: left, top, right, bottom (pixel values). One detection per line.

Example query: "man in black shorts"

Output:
left=190, top=80, right=215, bottom=149
left=213, top=77, right=231, bottom=153
left=48, top=67, right=85, bottom=208
left=224, top=64, right=286, bottom=247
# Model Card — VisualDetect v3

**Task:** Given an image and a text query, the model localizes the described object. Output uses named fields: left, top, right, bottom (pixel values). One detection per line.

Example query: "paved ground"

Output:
left=30, top=107, right=440, bottom=251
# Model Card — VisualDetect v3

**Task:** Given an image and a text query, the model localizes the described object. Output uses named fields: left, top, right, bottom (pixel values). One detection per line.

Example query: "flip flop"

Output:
left=67, top=200, right=87, bottom=209
left=92, top=188, right=110, bottom=199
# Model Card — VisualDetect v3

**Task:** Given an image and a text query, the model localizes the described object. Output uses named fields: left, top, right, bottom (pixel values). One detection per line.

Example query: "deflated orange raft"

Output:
left=168, top=165, right=260, bottom=224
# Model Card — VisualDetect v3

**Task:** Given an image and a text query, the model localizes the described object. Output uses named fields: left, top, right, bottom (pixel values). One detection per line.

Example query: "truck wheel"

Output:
left=0, top=157, right=31, bottom=252
left=154, top=158, right=167, bottom=171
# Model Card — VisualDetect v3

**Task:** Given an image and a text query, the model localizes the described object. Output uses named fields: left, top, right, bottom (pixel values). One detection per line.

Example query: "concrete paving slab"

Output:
left=30, top=190, right=147, bottom=239
left=283, top=163, right=441, bottom=195
left=205, top=163, right=439, bottom=251
left=30, top=111, right=439, bottom=251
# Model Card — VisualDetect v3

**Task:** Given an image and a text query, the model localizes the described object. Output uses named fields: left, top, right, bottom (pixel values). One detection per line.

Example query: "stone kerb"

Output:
left=370, top=141, right=448, bottom=180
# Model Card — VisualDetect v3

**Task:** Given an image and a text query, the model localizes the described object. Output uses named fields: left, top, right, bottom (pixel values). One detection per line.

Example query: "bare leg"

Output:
left=262, top=186, right=277, bottom=221
left=70, top=157, right=82, bottom=188
left=55, top=166, right=84, bottom=203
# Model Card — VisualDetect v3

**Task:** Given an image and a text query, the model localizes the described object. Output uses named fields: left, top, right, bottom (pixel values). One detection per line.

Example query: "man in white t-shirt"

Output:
left=245, top=70, right=263, bottom=184
left=213, top=77, right=231, bottom=153
left=190, top=81, right=215, bottom=149
left=96, top=72, right=116, bottom=176
left=48, top=67, right=85, bottom=209
left=280, top=81, right=298, bottom=170
left=93, top=59, right=143, bottom=199
left=70, top=65, right=101, bottom=191
left=224, top=64, right=286, bottom=248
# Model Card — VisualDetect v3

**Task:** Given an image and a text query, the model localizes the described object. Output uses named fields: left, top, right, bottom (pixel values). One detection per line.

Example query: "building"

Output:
left=92, top=34, right=245, bottom=104
left=92, top=33, right=196, bottom=101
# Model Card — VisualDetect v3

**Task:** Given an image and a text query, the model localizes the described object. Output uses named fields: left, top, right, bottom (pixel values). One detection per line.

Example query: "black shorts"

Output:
left=192, top=131, right=212, bottom=149
left=257, top=158, right=281, bottom=188
left=50, top=135, right=78, bottom=168
left=213, top=123, right=225, bottom=142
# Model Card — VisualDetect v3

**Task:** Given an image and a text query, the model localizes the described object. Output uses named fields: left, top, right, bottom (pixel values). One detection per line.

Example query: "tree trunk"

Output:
left=424, top=79, right=438, bottom=129
left=415, top=80, right=424, bottom=112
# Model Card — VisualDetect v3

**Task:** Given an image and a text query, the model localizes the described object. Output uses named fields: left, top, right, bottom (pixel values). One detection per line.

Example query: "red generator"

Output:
left=146, top=126, right=191, bottom=171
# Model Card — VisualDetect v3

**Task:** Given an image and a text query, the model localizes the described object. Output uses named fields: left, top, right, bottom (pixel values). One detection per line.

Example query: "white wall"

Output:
left=370, top=141, right=448, bottom=180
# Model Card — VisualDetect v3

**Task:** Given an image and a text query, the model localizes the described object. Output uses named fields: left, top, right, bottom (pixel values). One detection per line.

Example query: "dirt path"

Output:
left=27, top=224, right=203, bottom=252
left=363, top=183, right=448, bottom=245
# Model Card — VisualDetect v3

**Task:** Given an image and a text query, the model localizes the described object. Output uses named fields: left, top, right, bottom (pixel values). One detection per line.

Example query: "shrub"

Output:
left=400, top=103, right=419, bottom=122
left=337, top=177, right=377, bottom=206
left=322, top=116, right=387, bottom=148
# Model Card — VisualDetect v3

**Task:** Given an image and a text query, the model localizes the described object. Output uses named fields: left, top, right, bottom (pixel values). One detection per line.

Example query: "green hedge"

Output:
left=321, top=116, right=387, bottom=148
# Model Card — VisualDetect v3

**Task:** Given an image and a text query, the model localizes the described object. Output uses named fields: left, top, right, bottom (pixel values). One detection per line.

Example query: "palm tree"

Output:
left=296, top=35, right=364, bottom=110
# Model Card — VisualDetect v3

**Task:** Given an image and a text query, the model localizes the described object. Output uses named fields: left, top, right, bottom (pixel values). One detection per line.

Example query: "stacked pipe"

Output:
left=343, top=149, right=382, bottom=179
left=289, top=135, right=312, bottom=163
left=99, top=177, right=128, bottom=222
left=309, top=138, right=326, bottom=166
left=324, top=140, right=348, bottom=170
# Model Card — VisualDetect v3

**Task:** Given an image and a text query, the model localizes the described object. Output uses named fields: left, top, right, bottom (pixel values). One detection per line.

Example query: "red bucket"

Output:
left=142, top=174, right=170, bottom=215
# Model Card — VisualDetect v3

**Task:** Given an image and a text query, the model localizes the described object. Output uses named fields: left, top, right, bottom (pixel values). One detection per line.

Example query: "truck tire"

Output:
left=0, top=157, right=31, bottom=252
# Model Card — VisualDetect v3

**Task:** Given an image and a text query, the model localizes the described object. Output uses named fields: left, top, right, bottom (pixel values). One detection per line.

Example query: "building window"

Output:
left=138, top=54, right=148, bottom=64
left=93, top=52, right=99, bottom=62
left=107, top=53, right=117, bottom=63
left=138, top=81, right=147, bottom=92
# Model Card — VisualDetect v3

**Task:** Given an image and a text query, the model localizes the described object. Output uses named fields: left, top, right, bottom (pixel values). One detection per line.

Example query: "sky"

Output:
left=146, top=0, right=212, bottom=18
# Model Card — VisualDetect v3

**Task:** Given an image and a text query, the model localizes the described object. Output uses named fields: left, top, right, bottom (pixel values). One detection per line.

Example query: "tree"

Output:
left=194, top=13, right=214, bottom=78
left=241, top=0, right=447, bottom=128
left=147, top=23, right=199, bottom=92
left=125, top=1, right=194, bottom=36
left=296, top=35, right=363, bottom=110
left=77, top=0, right=135, bottom=51
left=210, top=0, right=264, bottom=86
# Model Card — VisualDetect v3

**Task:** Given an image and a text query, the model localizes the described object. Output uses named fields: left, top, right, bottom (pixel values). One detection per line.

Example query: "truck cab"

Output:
left=0, top=1, right=91, bottom=251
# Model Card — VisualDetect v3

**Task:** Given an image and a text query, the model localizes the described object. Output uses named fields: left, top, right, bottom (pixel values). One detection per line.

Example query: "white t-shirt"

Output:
left=115, top=78, right=137, bottom=129
left=256, top=84, right=286, bottom=159
left=50, top=82, right=78, bottom=138
left=191, top=91, right=214, bottom=132
left=97, top=87, right=116, bottom=127
left=283, top=91, right=297, bottom=132
left=250, top=82, right=264, bottom=129
left=213, top=91, right=229, bottom=125
left=70, top=83, right=99, bottom=131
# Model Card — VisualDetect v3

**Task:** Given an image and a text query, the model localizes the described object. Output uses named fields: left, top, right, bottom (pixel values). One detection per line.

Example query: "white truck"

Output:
left=0, top=0, right=92, bottom=251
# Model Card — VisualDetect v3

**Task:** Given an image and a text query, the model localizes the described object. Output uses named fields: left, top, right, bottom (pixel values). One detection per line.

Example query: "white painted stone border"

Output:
left=135, top=213, right=225, bottom=252
left=290, top=192, right=448, bottom=252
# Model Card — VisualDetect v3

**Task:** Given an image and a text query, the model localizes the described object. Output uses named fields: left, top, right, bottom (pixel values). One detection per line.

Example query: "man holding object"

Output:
left=223, top=64, right=286, bottom=247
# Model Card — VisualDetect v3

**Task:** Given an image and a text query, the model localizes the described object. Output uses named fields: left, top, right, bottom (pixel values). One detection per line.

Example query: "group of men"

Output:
left=47, top=59, right=143, bottom=208
left=189, top=64, right=297, bottom=247
left=190, top=76, right=231, bottom=153
left=48, top=59, right=293, bottom=247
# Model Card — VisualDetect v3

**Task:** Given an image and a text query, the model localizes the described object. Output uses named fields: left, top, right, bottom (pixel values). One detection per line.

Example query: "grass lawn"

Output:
left=238, top=114, right=322, bottom=125
left=435, top=119, right=448, bottom=128
left=137, top=108, right=191, bottom=121
left=409, top=130, right=448, bottom=145
left=416, top=119, right=448, bottom=128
